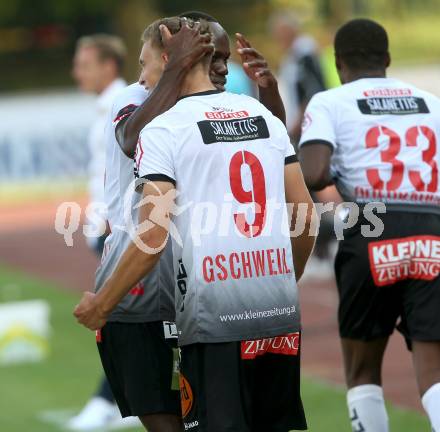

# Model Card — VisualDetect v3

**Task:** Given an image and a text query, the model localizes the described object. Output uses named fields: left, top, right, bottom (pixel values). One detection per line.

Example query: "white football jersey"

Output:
left=136, top=90, right=300, bottom=346
left=88, top=78, right=126, bottom=206
left=299, top=77, right=440, bottom=213
left=96, top=82, right=175, bottom=323
left=105, top=82, right=148, bottom=228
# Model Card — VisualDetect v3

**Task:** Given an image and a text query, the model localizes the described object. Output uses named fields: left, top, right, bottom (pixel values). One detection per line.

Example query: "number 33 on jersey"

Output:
left=300, top=78, right=440, bottom=211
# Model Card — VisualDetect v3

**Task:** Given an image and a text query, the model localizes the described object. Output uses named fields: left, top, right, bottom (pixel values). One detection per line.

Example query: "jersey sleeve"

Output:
left=135, top=124, right=176, bottom=187
left=284, top=134, right=297, bottom=164
left=298, top=92, right=336, bottom=150
left=111, top=84, right=148, bottom=129
left=270, top=114, right=298, bottom=165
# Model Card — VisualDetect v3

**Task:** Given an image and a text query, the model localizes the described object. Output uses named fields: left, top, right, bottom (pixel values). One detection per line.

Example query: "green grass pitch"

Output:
left=0, top=267, right=429, bottom=431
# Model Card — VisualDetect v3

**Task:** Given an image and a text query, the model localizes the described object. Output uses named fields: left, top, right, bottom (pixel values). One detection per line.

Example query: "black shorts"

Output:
left=335, top=210, right=440, bottom=344
left=97, top=321, right=180, bottom=418
left=179, top=333, right=307, bottom=432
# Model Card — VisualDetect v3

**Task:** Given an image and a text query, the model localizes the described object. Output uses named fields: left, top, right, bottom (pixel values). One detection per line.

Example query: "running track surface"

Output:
left=0, top=199, right=421, bottom=411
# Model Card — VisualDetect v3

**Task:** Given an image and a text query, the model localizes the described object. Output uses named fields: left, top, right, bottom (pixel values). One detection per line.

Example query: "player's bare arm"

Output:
left=285, top=162, right=317, bottom=280
left=298, top=142, right=333, bottom=191
left=116, top=21, right=214, bottom=158
left=236, top=33, right=286, bottom=125
left=290, top=101, right=308, bottom=143
left=74, top=180, right=174, bottom=330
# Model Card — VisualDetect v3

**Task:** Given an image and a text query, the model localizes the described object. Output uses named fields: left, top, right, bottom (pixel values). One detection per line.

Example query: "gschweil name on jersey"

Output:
left=197, top=115, right=270, bottom=144
left=357, top=96, right=429, bottom=115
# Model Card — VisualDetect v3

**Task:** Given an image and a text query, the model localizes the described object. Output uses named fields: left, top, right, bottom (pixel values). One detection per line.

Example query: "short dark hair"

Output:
left=178, top=11, right=218, bottom=23
left=334, top=19, right=389, bottom=71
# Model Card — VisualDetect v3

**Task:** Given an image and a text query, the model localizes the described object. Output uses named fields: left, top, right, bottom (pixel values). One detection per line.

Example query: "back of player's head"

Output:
left=76, top=34, right=126, bottom=73
left=178, top=11, right=218, bottom=23
left=334, top=19, right=389, bottom=71
left=141, top=17, right=212, bottom=67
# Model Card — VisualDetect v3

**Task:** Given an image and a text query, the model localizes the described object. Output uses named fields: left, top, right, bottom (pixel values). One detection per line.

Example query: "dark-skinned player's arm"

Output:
left=116, top=21, right=214, bottom=158
left=297, top=92, right=335, bottom=191
left=74, top=180, right=175, bottom=330
left=285, top=161, right=318, bottom=281
left=298, top=143, right=333, bottom=191
left=235, top=33, right=286, bottom=125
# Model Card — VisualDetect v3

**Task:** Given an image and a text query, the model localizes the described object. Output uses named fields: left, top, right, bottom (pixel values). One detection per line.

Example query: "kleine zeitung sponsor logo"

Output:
left=368, top=236, right=440, bottom=286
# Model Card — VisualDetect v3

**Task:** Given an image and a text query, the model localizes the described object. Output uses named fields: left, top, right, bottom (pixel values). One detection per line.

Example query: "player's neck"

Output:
left=345, top=69, right=386, bottom=83
left=179, top=65, right=216, bottom=98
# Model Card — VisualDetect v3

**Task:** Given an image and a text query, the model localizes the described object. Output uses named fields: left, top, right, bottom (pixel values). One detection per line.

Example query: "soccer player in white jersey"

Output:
left=74, top=18, right=214, bottom=432
left=75, top=16, right=316, bottom=432
left=75, top=12, right=290, bottom=432
left=299, top=19, right=440, bottom=432
left=70, top=34, right=130, bottom=431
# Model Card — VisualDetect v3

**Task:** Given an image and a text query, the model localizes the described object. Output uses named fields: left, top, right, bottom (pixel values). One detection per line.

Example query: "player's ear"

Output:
left=161, top=52, right=169, bottom=64
left=384, top=52, right=391, bottom=68
left=335, top=54, right=342, bottom=71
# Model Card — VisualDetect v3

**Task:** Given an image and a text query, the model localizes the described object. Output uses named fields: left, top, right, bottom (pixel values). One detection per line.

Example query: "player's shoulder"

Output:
left=225, top=91, right=285, bottom=120
left=147, top=101, right=185, bottom=127
left=175, top=90, right=256, bottom=111
left=224, top=91, right=263, bottom=109
left=230, top=92, right=293, bottom=138
left=307, top=78, right=422, bottom=107
left=367, top=78, right=440, bottom=109
left=350, top=77, right=438, bottom=102
left=407, top=83, right=440, bottom=105
left=139, top=107, right=178, bottom=139
left=112, top=82, right=149, bottom=116
left=139, top=91, right=217, bottom=136
left=306, top=86, right=342, bottom=108
left=121, top=82, right=148, bottom=97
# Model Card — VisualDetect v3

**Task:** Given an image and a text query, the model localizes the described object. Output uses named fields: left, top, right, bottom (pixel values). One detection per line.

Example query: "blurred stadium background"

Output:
left=1, top=0, right=439, bottom=430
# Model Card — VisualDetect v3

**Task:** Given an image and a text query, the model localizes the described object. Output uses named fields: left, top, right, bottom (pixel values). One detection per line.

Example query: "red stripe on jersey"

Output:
left=113, top=104, right=138, bottom=124
left=135, top=137, right=144, bottom=173
left=130, top=282, right=145, bottom=296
